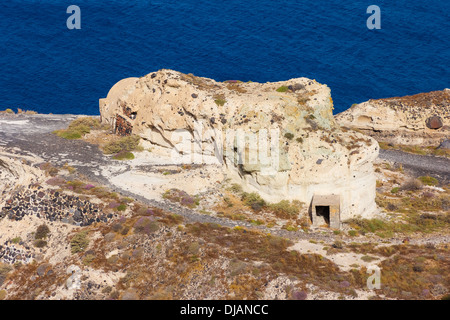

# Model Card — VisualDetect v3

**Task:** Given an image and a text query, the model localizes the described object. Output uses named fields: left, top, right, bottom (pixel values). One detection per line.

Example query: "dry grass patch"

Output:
left=53, top=116, right=104, bottom=140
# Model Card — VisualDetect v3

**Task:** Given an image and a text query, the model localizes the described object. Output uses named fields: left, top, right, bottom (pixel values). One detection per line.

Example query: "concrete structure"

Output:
left=311, top=195, right=341, bottom=229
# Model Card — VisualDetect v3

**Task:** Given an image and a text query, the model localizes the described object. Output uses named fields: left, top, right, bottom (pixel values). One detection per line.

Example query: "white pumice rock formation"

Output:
left=335, top=89, right=450, bottom=146
left=100, top=69, right=380, bottom=224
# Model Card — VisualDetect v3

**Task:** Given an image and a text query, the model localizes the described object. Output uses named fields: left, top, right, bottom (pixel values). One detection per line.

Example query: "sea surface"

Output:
left=0, top=0, right=448, bottom=115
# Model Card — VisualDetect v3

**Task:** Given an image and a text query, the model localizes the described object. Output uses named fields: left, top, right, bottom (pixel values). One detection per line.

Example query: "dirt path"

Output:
left=379, top=149, right=450, bottom=184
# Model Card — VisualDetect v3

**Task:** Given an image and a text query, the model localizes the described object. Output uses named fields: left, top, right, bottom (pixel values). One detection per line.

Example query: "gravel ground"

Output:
left=379, top=149, right=450, bottom=184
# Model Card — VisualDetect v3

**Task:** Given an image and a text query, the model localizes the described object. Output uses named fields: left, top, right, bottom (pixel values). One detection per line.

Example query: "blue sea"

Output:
left=0, top=0, right=449, bottom=115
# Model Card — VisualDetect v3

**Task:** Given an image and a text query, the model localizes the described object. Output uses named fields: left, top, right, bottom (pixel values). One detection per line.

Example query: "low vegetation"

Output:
left=276, top=86, right=289, bottom=93
left=102, top=135, right=141, bottom=154
left=53, top=117, right=103, bottom=140
left=418, top=176, right=439, bottom=186
left=52, top=117, right=142, bottom=160
left=70, top=230, right=90, bottom=254
left=163, top=188, right=199, bottom=208
left=378, top=141, right=450, bottom=158
left=112, top=151, right=135, bottom=160
left=347, top=210, right=450, bottom=238
left=34, top=224, right=50, bottom=248
left=219, top=183, right=306, bottom=228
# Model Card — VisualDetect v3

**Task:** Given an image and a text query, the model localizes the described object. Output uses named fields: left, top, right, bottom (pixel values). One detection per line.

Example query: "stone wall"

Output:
left=1, top=185, right=114, bottom=227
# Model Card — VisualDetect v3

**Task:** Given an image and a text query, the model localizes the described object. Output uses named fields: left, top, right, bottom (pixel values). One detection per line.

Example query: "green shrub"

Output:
left=103, top=135, right=141, bottom=155
left=241, top=192, right=266, bottom=211
left=391, top=187, right=400, bottom=194
left=116, top=204, right=127, bottom=211
left=418, top=176, right=439, bottom=186
left=276, top=86, right=289, bottom=92
left=83, top=253, right=96, bottom=265
left=348, top=230, right=358, bottom=237
left=347, top=218, right=388, bottom=234
left=71, top=230, right=90, bottom=254
left=214, top=99, right=226, bottom=106
left=53, top=116, right=101, bottom=140
left=35, top=224, right=50, bottom=240
left=284, top=133, right=294, bottom=140
left=11, top=237, right=22, bottom=244
left=268, top=200, right=302, bottom=218
left=69, top=117, right=102, bottom=130
left=228, top=183, right=243, bottom=194
left=34, top=239, right=47, bottom=248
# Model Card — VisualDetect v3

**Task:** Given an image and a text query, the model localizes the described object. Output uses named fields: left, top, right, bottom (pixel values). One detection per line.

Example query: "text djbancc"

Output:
left=180, top=304, right=269, bottom=317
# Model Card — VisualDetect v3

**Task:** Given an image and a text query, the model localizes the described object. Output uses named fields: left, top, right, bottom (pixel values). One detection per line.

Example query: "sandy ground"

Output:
left=102, top=149, right=225, bottom=201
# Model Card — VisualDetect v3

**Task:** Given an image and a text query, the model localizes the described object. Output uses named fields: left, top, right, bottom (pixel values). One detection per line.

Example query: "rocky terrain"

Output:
left=0, top=80, right=449, bottom=300
left=100, top=69, right=380, bottom=221
left=335, top=89, right=450, bottom=147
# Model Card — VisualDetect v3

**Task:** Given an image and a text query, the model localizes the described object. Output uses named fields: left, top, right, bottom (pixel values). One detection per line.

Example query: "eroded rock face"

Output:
left=335, top=89, right=450, bottom=146
left=100, top=69, right=379, bottom=221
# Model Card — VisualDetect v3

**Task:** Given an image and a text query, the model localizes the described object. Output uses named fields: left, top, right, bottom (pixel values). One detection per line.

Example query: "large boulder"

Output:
left=426, top=116, right=444, bottom=130
left=335, top=89, right=450, bottom=146
left=100, top=69, right=379, bottom=221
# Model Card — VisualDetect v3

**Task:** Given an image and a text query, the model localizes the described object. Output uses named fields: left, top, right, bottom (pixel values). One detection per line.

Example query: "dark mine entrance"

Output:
left=315, top=206, right=330, bottom=225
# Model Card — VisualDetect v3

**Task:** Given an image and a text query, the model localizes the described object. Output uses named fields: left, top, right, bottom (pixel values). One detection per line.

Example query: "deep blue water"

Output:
left=0, top=0, right=448, bottom=115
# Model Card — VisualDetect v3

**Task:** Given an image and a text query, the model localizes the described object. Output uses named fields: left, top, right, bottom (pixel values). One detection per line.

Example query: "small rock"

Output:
left=36, top=263, right=52, bottom=277
left=291, top=290, right=307, bottom=300
left=438, top=139, right=450, bottom=150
